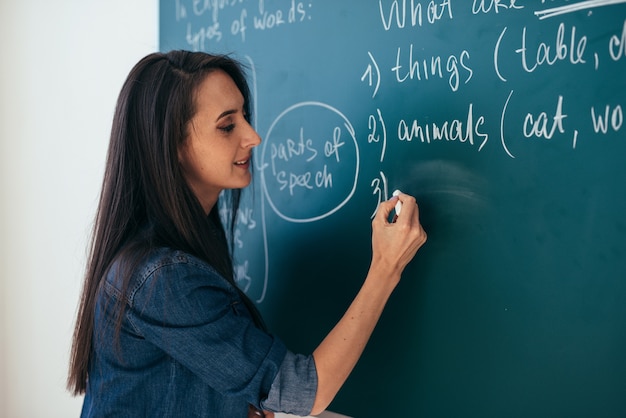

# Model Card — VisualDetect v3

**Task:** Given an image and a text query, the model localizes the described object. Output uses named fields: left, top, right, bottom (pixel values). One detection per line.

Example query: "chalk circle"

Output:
left=260, top=101, right=359, bottom=223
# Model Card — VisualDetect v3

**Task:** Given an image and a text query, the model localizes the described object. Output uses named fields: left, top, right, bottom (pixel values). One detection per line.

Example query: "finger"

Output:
left=248, top=405, right=264, bottom=417
left=374, top=196, right=398, bottom=223
left=393, top=194, right=418, bottom=224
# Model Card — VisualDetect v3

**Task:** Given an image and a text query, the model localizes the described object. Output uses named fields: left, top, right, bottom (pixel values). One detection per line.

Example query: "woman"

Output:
left=68, top=50, right=427, bottom=417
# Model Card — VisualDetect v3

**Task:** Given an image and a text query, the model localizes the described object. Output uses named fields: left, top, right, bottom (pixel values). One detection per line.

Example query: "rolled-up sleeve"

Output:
left=261, top=351, right=318, bottom=416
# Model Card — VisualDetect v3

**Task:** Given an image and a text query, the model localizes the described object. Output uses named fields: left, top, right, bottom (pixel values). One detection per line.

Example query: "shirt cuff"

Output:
left=261, top=351, right=318, bottom=416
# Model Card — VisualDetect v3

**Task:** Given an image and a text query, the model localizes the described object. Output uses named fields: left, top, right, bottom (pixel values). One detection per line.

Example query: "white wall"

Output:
left=0, top=1, right=158, bottom=416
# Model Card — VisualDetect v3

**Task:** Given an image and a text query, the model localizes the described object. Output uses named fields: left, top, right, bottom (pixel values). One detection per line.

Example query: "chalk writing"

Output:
left=392, top=45, right=473, bottom=92
left=535, top=0, right=626, bottom=20
left=515, top=23, right=587, bottom=73
left=370, top=171, right=390, bottom=219
left=175, top=0, right=313, bottom=47
left=361, top=52, right=381, bottom=98
left=367, top=108, right=388, bottom=163
left=378, top=0, right=454, bottom=30
left=396, top=103, right=489, bottom=150
left=609, top=19, right=626, bottom=61
left=591, top=104, right=624, bottom=133
left=260, top=101, right=359, bottom=223
left=161, top=0, right=626, bottom=303
left=523, top=95, right=568, bottom=140
left=472, top=0, right=523, bottom=15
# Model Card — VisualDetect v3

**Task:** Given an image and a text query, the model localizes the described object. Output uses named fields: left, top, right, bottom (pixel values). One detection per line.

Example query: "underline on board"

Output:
left=535, top=0, right=626, bottom=19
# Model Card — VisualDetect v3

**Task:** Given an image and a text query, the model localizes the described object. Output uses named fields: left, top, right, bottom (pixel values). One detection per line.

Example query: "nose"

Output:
left=243, top=121, right=262, bottom=148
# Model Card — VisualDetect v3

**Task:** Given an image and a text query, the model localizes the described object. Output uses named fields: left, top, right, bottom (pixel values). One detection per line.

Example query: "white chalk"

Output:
left=392, top=189, right=402, bottom=215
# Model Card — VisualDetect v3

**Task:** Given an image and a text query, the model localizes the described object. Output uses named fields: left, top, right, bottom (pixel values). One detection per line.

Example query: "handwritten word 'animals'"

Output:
left=395, top=103, right=489, bottom=151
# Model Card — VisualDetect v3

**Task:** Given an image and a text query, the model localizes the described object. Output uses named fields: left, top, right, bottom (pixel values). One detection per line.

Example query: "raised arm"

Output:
left=310, top=192, right=427, bottom=415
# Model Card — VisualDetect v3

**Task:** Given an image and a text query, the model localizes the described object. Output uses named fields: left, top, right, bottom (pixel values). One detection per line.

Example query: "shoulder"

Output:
left=138, top=247, right=220, bottom=281
left=105, top=247, right=234, bottom=304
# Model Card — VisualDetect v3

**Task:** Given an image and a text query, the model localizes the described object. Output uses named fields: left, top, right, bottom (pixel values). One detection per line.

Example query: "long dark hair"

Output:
left=68, top=50, right=260, bottom=395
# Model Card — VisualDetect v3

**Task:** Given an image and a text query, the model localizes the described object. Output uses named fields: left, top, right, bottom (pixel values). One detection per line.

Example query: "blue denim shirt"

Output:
left=81, top=247, right=317, bottom=417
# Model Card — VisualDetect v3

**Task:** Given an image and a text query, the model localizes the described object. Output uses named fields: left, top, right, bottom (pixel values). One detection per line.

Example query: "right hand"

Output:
left=370, top=191, right=427, bottom=284
left=248, top=405, right=274, bottom=418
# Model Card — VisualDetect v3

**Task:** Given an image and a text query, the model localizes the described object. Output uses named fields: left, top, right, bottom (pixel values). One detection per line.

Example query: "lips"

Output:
left=234, top=157, right=250, bottom=166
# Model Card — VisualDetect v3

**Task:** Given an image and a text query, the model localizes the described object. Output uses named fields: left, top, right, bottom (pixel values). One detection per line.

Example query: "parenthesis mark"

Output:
left=376, top=108, right=387, bottom=163
left=370, top=52, right=381, bottom=98
left=360, top=52, right=381, bottom=98
left=594, top=52, right=599, bottom=70
left=501, top=90, right=516, bottom=159
left=495, top=27, right=508, bottom=83
left=380, top=171, right=389, bottom=201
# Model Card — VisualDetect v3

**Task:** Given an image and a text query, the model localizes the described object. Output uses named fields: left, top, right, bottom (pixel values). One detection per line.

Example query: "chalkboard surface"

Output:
left=160, top=2, right=626, bottom=416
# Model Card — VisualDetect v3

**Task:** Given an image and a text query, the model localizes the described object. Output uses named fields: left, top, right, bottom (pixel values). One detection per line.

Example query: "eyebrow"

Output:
left=215, top=109, right=238, bottom=122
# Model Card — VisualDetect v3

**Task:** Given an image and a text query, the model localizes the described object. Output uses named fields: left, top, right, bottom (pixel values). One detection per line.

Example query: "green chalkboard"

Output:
left=160, top=2, right=626, bottom=416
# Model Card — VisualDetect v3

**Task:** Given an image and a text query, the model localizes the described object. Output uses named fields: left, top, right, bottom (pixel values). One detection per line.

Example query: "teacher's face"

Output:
left=179, top=70, right=261, bottom=213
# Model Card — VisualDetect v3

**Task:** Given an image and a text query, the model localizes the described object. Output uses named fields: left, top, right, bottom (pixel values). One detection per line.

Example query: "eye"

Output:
left=219, top=123, right=235, bottom=133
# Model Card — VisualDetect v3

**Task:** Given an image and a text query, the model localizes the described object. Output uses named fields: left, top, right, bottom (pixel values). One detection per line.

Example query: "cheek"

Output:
left=180, top=143, right=223, bottom=185
left=179, top=144, right=203, bottom=181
